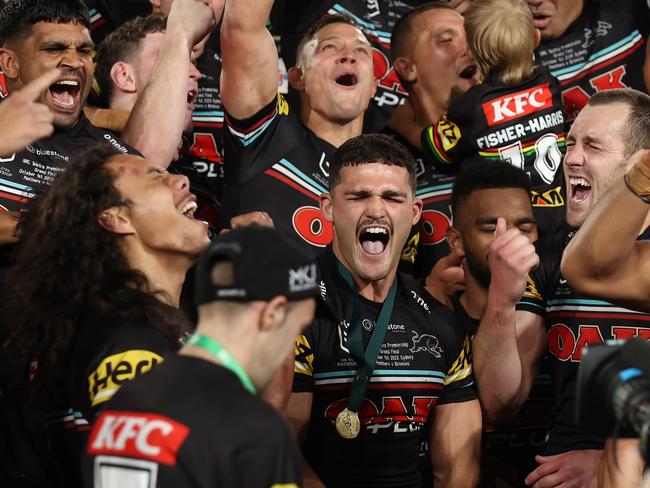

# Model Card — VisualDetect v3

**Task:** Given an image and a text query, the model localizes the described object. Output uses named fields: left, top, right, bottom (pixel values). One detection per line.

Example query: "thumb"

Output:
left=494, top=217, right=507, bottom=239
left=17, top=68, right=62, bottom=101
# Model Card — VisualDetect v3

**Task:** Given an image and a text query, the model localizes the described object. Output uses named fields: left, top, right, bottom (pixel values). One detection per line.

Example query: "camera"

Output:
left=577, top=337, right=650, bottom=460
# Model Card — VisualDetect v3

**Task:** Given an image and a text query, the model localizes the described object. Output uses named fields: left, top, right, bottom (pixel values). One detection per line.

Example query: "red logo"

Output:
left=482, top=84, right=553, bottom=126
left=88, top=411, right=190, bottom=465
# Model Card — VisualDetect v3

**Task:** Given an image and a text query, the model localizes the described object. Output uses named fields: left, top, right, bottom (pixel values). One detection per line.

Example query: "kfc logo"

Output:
left=88, top=411, right=189, bottom=465
left=483, top=84, right=553, bottom=126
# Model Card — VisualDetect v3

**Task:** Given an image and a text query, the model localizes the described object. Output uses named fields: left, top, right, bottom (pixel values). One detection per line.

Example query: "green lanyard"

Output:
left=186, top=334, right=257, bottom=395
left=337, top=262, right=397, bottom=413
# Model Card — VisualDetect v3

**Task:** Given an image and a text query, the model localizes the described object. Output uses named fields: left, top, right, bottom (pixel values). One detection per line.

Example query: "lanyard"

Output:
left=186, top=334, right=257, bottom=395
left=337, top=262, right=397, bottom=413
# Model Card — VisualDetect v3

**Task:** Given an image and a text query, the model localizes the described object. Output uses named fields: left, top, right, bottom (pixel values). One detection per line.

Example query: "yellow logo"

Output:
left=436, top=117, right=462, bottom=152
left=523, top=275, right=543, bottom=300
left=531, top=186, right=564, bottom=207
left=400, top=232, right=420, bottom=264
left=444, top=336, right=472, bottom=385
left=278, top=94, right=290, bottom=116
left=294, top=335, right=314, bottom=377
left=88, top=350, right=163, bottom=406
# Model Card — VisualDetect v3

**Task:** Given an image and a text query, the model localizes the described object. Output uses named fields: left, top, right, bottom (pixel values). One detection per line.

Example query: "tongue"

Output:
left=362, top=240, right=385, bottom=255
left=50, top=88, right=74, bottom=107
left=574, top=187, right=590, bottom=201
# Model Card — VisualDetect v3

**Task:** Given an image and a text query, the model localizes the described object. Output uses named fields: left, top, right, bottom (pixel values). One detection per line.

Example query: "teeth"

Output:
left=569, top=177, right=591, bottom=187
left=365, top=227, right=387, bottom=234
left=180, top=201, right=197, bottom=216
left=57, top=80, right=79, bottom=86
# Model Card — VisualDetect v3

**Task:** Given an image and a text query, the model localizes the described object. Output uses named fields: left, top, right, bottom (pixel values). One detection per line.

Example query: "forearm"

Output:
left=473, top=297, right=527, bottom=420
left=563, top=180, right=647, bottom=291
left=122, top=21, right=192, bottom=167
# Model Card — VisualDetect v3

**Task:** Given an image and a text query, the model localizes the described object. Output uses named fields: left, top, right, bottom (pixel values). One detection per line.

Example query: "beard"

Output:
left=465, top=247, right=491, bottom=289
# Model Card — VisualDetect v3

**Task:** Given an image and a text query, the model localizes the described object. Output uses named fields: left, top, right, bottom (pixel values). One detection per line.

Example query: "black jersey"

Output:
left=45, top=316, right=176, bottom=487
left=223, top=95, right=334, bottom=256
left=422, top=66, right=567, bottom=237
left=516, top=229, right=650, bottom=454
left=383, top=128, right=455, bottom=279
left=536, top=0, right=650, bottom=122
left=84, top=0, right=152, bottom=45
left=0, top=114, right=138, bottom=213
left=450, top=295, right=552, bottom=487
left=83, top=355, right=302, bottom=488
left=293, top=247, right=476, bottom=488
left=280, top=0, right=419, bottom=133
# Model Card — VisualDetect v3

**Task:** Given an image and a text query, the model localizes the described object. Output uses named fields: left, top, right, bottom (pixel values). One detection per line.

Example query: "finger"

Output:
left=442, top=252, right=463, bottom=267
left=17, top=68, right=62, bottom=101
left=526, top=461, right=560, bottom=485
left=532, top=471, right=565, bottom=488
left=494, top=216, right=507, bottom=238
left=536, top=454, right=561, bottom=462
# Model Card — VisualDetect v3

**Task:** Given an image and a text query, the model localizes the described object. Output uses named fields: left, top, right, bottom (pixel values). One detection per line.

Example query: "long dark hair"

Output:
left=1, top=145, right=189, bottom=391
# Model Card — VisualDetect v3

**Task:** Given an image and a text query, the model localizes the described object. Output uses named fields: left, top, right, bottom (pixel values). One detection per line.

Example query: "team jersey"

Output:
left=280, top=0, right=418, bottom=133
left=82, top=355, right=302, bottom=488
left=83, top=0, right=152, bottom=45
left=450, top=295, right=552, bottom=486
left=536, top=0, right=650, bottom=122
left=293, top=247, right=476, bottom=488
left=0, top=113, right=139, bottom=213
left=45, top=315, right=178, bottom=487
left=383, top=129, right=455, bottom=279
left=421, top=66, right=567, bottom=236
left=223, top=95, right=334, bottom=256
left=516, top=229, right=650, bottom=454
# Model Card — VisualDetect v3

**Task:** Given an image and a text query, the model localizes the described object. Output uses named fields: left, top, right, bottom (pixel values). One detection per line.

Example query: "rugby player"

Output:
left=472, top=88, right=650, bottom=487
left=287, top=133, right=481, bottom=487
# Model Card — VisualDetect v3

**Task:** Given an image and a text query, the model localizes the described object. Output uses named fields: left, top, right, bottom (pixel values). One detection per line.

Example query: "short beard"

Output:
left=465, top=248, right=491, bottom=290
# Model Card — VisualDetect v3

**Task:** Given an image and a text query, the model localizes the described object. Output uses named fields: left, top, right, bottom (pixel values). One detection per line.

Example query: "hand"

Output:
left=488, top=217, right=539, bottom=304
left=168, top=0, right=225, bottom=47
left=525, top=450, right=601, bottom=487
left=0, top=68, right=60, bottom=156
left=425, top=253, right=465, bottom=308
left=227, top=211, right=274, bottom=231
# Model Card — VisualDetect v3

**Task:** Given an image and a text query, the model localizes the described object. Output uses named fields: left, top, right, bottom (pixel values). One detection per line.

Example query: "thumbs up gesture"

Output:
left=488, top=217, right=539, bottom=304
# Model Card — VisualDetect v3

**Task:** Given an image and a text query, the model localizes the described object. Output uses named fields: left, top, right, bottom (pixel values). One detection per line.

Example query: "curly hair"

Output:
left=1, top=144, right=189, bottom=392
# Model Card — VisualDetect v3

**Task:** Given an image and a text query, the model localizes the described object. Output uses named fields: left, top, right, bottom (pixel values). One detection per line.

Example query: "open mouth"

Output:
left=48, top=79, right=81, bottom=111
left=569, top=177, right=591, bottom=202
left=335, top=72, right=358, bottom=87
left=179, top=199, right=198, bottom=219
left=459, top=65, right=478, bottom=81
left=358, top=226, right=390, bottom=256
left=187, top=90, right=198, bottom=110
left=532, top=14, right=552, bottom=29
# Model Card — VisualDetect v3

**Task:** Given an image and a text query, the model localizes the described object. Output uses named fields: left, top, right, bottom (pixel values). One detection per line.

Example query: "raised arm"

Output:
left=220, top=0, right=279, bottom=119
left=122, top=0, right=223, bottom=167
left=472, top=218, right=546, bottom=421
left=562, top=153, right=650, bottom=311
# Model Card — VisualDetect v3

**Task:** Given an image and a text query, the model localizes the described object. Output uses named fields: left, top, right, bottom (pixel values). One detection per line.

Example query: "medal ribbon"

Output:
left=186, top=334, right=257, bottom=395
left=337, top=262, right=397, bottom=414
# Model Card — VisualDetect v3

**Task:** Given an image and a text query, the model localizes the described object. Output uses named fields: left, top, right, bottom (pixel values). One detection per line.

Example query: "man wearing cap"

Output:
left=287, top=133, right=481, bottom=488
left=82, top=225, right=318, bottom=488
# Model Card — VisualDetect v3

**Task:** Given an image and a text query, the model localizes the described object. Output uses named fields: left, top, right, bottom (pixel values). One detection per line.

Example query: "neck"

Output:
left=410, top=86, right=446, bottom=128
left=332, top=244, right=397, bottom=302
left=300, top=105, right=364, bottom=148
left=121, top=243, right=192, bottom=307
left=458, top=268, right=488, bottom=320
left=110, top=94, right=137, bottom=112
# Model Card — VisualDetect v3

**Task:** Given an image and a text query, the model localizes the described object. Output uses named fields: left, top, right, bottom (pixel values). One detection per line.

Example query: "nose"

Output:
left=563, top=142, right=584, bottom=168
left=365, top=195, right=387, bottom=219
left=189, top=62, right=201, bottom=82
left=169, top=172, right=190, bottom=192
left=59, top=49, right=84, bottom=70
left=339, top=48, right=357, bottom=65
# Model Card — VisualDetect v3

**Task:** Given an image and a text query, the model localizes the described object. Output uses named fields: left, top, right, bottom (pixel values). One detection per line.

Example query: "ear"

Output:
left=110, top=61, right=137, bottom=95
left=393, top=56, right=416, bottom=84
left=97, top=206, right=135, bottom=235
left=534, top=28, right=542, bottom=49
left=446, top=226, right=465, bottom=258
left=411, top=197, right=423, bottom=226
left=260, top=295, right=288, bottom=332
left=0, top=48, right=20, bottom=80
left=288, top=66, right=305, bottom=91
left=320, top=192, right=334, bottom=222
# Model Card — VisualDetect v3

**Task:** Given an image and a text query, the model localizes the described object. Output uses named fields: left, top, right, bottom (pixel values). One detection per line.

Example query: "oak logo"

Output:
left=88, top=412, right=189, bottom=465
left=88, top=350, right=162, bottom=406
left=483, top=84, right=552, bottom=126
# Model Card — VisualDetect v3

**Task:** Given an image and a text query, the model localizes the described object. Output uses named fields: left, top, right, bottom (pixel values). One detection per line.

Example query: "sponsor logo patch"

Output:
left=483, top=84, right=553, bottom=126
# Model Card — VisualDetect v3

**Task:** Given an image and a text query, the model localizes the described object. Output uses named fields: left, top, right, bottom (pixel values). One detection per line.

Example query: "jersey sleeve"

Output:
left=437, top=332, right=477, bottom=405
left=515, top=235, right=562, bottom=315
left=80, top=323, right=172, bottom=416
left=292, top=319, right=319, bottom=393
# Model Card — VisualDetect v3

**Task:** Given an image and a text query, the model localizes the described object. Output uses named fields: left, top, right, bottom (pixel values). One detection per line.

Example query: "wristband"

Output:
left=624, top=158, right=650, bottom=204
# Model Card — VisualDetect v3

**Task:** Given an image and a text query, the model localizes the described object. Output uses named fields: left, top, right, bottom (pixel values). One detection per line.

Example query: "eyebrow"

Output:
left=40, top=40, right=95, bottom=50
left=345, top=189, right=408, bottom=198
left=319, top=35, right=369, bottom=46
left=474, top=217, right=536, bottom=225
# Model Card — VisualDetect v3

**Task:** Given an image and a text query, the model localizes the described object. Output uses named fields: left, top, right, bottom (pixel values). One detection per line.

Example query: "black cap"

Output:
left=195, top=225, right=321, bottom=304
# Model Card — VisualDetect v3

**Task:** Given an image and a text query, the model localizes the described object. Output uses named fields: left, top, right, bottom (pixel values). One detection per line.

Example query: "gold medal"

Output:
left=335, top=408, right=361, bottom=439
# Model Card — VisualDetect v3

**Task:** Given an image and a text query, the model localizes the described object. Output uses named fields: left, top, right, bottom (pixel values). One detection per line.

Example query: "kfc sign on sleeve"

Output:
left=88, top=411, right=190, bottom=465
left=482, top=83, right=553, bottom=126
